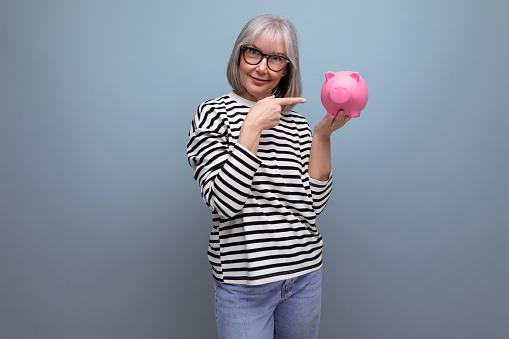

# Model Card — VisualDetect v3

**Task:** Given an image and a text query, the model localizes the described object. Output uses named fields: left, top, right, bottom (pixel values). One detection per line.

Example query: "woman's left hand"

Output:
left=313, top=110, right=351, bottom=139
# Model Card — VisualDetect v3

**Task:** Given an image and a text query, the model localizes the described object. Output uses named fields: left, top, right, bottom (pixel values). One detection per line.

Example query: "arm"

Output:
left=308, top=112, right=350, bottom=181
left=187, top=103, right=262, bottom=218
left=187, top=96, right=307, bottom=217
left=238, top=95, right=307, bottom=155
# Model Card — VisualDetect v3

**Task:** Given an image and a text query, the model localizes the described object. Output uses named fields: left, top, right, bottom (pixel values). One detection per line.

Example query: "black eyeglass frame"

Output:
left=240, top=46, right=290, bottom=72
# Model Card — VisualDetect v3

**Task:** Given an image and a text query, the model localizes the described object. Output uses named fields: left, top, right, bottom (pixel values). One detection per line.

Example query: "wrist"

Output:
left=241, top=120, right=262, bottom=136
left=313, top=129, right=331, bottom=142
left=238, top=123, right=262, bottom=155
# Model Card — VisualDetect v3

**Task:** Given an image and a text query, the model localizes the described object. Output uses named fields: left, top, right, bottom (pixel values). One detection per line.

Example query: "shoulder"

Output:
left=193, top=93, right=247, bottom=131
left=197, top=94, right=230, bottom=112
left=193, top=94, right=229, bottom=122
left=197, top=93, right=251, bottom=115
left=282, top=110, right=310, bottom=127
left=285, top=109, right=306, bottom=120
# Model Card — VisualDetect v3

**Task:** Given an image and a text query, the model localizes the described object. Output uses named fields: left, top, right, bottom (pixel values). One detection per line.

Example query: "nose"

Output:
left=256, top=56, right=269, bottom=72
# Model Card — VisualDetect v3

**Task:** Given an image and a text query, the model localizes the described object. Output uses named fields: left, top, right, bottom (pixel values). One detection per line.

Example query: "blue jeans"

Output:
left=213, top=268, right=322, bottom=339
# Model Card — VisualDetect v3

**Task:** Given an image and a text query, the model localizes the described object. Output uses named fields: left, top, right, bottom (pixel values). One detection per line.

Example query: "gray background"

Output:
left=1, top=0, right=508, bottom=338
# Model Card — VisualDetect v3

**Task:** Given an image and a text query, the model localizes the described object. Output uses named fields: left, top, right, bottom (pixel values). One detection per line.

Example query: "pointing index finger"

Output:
left=274, top=97, right=307, bottom=106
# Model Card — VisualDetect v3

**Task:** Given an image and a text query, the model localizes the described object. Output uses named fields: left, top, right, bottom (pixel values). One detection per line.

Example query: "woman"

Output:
left=187, top=14, right=350, bottom=339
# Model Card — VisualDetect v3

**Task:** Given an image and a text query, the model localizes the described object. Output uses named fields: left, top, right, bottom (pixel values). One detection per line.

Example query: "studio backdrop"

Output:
left=1, top=0, right=508, bottom=338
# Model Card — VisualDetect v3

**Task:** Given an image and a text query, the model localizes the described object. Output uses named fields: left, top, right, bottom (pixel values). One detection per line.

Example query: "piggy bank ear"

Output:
left=325, top=72, right=335, bottom=81
left=349, top=72, right=360, bottom=81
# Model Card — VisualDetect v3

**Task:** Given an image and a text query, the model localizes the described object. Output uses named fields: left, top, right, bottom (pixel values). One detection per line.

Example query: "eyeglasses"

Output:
left=240, top=46, right=290, bottom=72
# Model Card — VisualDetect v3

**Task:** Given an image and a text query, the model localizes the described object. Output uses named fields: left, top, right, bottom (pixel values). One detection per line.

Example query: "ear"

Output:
left=349, top=72, right=360, bottom=81
left=325, top=71, right=335, bottom=81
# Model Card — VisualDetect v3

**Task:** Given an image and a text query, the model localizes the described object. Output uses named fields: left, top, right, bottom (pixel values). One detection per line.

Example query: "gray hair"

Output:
left=226, top=14, right=302, bottom=111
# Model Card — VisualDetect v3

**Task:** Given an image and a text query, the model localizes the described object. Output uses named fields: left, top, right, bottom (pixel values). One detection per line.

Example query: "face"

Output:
left=237, top=35, right=287, bottom=102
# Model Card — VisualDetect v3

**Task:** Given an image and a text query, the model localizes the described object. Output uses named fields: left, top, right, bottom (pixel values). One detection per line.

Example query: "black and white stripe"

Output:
left=187, top=92, right=333, bottom=285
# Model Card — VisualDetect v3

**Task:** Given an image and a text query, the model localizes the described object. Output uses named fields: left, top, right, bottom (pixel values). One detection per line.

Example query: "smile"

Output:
left=251, top=76, right=268, bottom=84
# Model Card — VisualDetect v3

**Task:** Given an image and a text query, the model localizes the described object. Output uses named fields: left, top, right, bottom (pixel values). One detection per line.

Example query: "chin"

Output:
left=247, top=88, right=273, bottom=101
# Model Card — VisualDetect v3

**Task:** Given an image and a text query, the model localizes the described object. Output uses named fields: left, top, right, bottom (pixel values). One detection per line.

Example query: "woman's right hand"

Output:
left=243, top=96, right=307, bottom=133
left=238, top=96, right=306, bottom=155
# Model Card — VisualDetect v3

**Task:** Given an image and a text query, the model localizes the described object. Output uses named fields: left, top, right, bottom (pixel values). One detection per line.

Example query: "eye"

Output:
left=271, top=56, right=283, bottom=62
left=248, top=48, right=260, bottom=56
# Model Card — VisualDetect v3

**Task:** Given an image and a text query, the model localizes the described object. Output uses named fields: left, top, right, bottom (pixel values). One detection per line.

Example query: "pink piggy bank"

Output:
left=321, top=71, right=368, bottom=118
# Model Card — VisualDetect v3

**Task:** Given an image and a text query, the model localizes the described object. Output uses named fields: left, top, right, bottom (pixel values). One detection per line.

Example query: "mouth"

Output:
left=251, top=76, right=268, bottom=84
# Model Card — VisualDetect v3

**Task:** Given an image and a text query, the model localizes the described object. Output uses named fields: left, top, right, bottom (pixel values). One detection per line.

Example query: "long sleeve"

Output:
left=302, top=124, right=333, bottom=215
left=309, top=173, right=333, bottom=214
left=187, top=100, right=262, bottom=218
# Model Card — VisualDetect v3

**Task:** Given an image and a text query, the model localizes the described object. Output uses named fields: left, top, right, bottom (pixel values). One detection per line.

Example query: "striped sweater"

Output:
left=187, top=92, right=333, bottom=285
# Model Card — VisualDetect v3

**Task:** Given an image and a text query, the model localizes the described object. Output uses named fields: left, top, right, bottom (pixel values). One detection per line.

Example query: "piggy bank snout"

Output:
left=329, top=85, right=350, bottom=104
